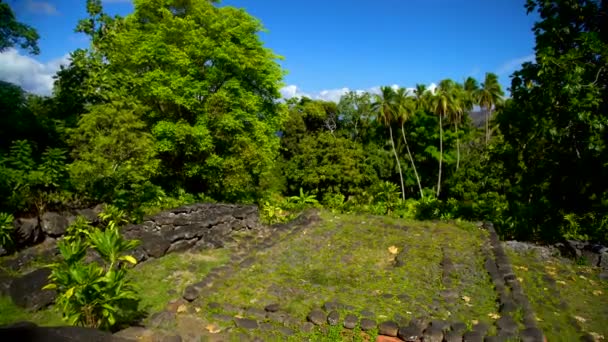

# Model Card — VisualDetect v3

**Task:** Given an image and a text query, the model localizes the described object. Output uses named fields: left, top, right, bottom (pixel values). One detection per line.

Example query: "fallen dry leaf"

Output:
left=580, top=275, right=588, bottom=280
left=574, top=315, right=587, bottom=323
left=388, top=246, right=399, bottom=255
left=177, top=304, right=187, bottom=313
left=557, top=280, right=567, bottom=285
left=488, top=313, right=501, bottom=320
left=461, top=296, right=471, bottom=303
left=206, top=324, right=221, bottom=334
left=593, top=290, right=603, bottom=296
left=471, top=320, right=479, bottom=325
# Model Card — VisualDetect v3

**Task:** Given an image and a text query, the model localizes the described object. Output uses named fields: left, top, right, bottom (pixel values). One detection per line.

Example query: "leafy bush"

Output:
left=0, top=213, right=15, bottom=251
left=44, top=214, right=141, bottom=330
left=322, top=192, right=345, bottom=212
left=287, top=187, right=319, bottom=210
left=64, top=216, right=93, bottom=243
left=260, top=201, right=290, bottom=224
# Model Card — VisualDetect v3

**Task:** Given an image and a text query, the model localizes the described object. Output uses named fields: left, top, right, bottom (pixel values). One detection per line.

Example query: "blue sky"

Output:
left=1, top=0, right=538, bottom=100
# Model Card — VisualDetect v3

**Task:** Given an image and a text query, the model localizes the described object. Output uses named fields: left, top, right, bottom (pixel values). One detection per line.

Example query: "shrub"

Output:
left=44, top=215, right=141, bottom=330
left=322, top=192, right=345, bottom=212
left=0, top=213, right=15, bottom=251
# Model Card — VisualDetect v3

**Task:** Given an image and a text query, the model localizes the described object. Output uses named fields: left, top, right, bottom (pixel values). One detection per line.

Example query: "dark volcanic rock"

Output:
left=0, top=323, right=129, bottom=342
left=496, top=315, right=518, bottom=334
left=520, top=327, right=544, bottom=342
left=182, top=285, right=200, bottom=301
left=327, top=310, right=340, bottom=326
left=444, top=331, right=463, bottom=342
left=14, top=217, right=42, bottom=247
left=423, top=325, right=444, bottom=342
left=463, top=331, right=484, bottom=342
left=307, top=309, right=326, bottom=326
left=140, top=232, right=171, bottom=258
left=234, top=318, right=258, bottom=330
left=148, top=311, right=176, bottom=329
left=343, top=314, right=358, bottom=329
left=378, top=321, right=399, bottom=337
left=398, top=325, right=422, bottom=341
left=360, top=318, right=376, bottom=331
left=264, top=303, right=280, bottom=312
left=40, top=212, right=69, bottom=237
left=9, top=268, right=55, bottom=310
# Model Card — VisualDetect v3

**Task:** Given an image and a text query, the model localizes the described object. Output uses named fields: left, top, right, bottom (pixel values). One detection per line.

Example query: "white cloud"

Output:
left=496, top=54, right=535, bottom=75
left=280, top=82, right=438, bottom=103
left=0, top=49, right=70, bottom=95
left=26, top=0, right=58, bottom=15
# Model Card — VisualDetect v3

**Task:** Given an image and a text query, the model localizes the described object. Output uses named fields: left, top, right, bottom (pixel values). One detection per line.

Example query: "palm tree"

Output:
left=447, top=77, right=479, bottom=171
left=394, top=87, right=424, bottom=199
left=477, top=73, right=504, bottom=144
left=414, top=84, right=429, bottom=111
left=371, top=86, right=406, bottom=201
left=430, top=79, right=458, bottom=197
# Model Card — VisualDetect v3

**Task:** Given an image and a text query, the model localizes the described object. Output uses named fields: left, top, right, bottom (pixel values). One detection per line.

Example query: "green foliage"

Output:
left=288, top=188, right=319, bottom=208
left=64, top=216, right=93, bottom=243
left=98, top=204, right=129, bottom=231
left=260, top=201, right=290, bottom=225
left=0, top=213, right=14, bottom=250
left=0, top=140, right=70, bottom=214
left=322, top=192, right=346, bottom=211
left=0, top=1, right=40, bottom=54
left=491, top=0, right=608, bottom=242
left=44, top=219, right=140, bottom=330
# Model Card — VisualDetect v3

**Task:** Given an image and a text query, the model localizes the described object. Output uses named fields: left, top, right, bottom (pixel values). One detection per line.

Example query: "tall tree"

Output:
left=477, top=73, right=504, bottom=144
left=494, top=0, right=608, bottom=241
left=414, top=84, right=430, bottom=111
left=0, top=0, right=39, bottom=54
left=449, top=82, right=471, bottom=170
left=371, top=86, right=405, bottom=201
left=430, top=79, right=458, bottom=197
left=394, top=88, right=424, bottom=198
left=70, top=0, right=287, bottom=202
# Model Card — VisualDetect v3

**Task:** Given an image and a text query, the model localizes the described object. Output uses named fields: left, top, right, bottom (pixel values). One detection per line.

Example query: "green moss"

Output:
left=127, top=249, right=230, bottom=315
left=0, top=296, right=63, bottom=326
left=196, top=211, right=498, bottom=338
left=509, top=249, right=608, bottom=341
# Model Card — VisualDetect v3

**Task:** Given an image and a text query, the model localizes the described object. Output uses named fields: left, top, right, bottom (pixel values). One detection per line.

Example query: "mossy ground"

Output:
left=128, top=249, right=230, bottom=316
left=0, top=249, right=230, bottom=327
left=508, top=249, right=608, bottom=341
left=4, top=212, right=607, bottom=341
left=192, top=212, right=499, bottom=339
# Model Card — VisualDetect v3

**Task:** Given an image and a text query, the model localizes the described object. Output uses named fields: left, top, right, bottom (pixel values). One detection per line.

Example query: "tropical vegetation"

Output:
left=0, top=0, right=605, bottom=308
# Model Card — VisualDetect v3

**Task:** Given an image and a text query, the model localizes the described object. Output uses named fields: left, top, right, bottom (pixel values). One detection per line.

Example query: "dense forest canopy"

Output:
left=0, top=0, right=606, bottom=245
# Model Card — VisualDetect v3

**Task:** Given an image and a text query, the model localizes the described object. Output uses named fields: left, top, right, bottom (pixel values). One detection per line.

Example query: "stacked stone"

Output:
left=483, top=222, right=544, bottom=342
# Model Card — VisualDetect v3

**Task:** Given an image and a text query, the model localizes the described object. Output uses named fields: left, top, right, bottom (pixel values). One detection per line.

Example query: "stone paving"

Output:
left=114, top=215, right=545, bottom=342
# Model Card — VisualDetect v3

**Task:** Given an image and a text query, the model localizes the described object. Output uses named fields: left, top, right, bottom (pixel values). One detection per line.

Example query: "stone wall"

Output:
left=121, top=203, right=261, bottom=262
left=0, top=203, right=262, bottom=311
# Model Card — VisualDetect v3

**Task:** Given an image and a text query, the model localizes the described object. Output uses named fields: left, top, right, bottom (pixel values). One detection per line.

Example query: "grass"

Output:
left=508, top=249, right=608, bottom=341
left=0, top=296, right=63, bottom=326
left=0, top=249, right=230, bottom=328
left=192, top=212, right=499, bottom=339
left=5, top=211, right=606, bottom=341
left=128, top=249, right=231, bottom=316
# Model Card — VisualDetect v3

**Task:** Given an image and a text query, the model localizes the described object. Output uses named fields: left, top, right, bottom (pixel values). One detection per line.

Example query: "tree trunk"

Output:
left=485, top=106, right=490, bottom=144
left=455, top=122, right=460, bottom=171
left=437, top=114, right=443, bottom=197
left=389, top=126, right=406, bottom=201
left=401, top=123, right=424, bottom=199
